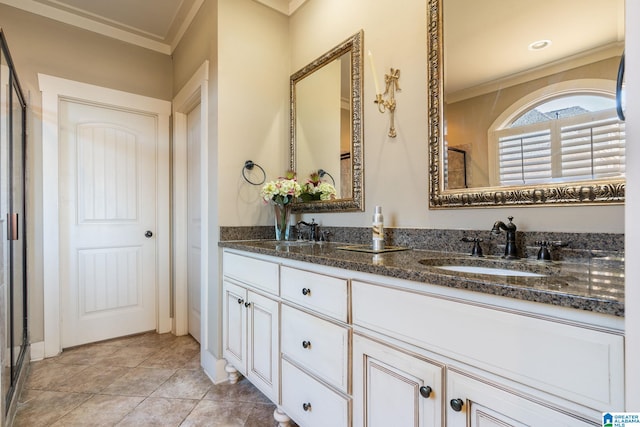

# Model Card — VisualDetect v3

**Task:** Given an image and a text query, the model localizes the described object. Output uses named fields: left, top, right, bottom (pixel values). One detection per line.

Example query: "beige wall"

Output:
left=0, top=4, right=172, bottom=344
left=172, top=0, right=289, bottom=359
left=283, top=0, right=624, bottom=233
left=447, top=57, right=621, bottom=188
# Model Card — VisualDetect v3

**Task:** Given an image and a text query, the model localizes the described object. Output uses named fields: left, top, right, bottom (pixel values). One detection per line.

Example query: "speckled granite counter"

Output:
left=219, top=240, right=625, bottom=317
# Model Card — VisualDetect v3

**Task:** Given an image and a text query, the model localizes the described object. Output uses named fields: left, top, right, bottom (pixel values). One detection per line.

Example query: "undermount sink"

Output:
left=436, top=265, right=546, bottom=277
left=418, top=257, right=555, bottom=278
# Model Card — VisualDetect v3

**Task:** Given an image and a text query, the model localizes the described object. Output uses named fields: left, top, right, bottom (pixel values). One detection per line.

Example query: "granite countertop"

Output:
left=219, top=240, right=625, bottom=317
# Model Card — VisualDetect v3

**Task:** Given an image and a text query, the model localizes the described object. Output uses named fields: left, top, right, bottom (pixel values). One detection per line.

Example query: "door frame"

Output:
left=172, top=61, right=217, bottom=374
left=39, top=74, right=171, bottom=358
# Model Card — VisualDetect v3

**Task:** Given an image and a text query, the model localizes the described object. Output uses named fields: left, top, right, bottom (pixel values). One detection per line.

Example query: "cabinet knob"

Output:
left=302, top=288, right=311, bottom=296
left=237, top=298, right=244, bottom=305
left=244, top=302, right=251, bottom=308
left=302, top=340, right=311, bottom=349
left=302, top=402, right=312, bottom=411
left=450, top=398, right=464, bottom=412
left=419, top=385, right=433, bottom=398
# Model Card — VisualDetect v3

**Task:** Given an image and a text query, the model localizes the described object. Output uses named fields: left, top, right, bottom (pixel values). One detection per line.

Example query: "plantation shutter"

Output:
left=497, top=128, right=552, bottom=186
left=495, top=108, right=624, bottom=185
left=560, top=113, right=625, bottom=180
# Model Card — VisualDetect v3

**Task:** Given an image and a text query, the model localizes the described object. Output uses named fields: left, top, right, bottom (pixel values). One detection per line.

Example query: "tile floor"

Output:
left=13, top=332, right=283, bottom=426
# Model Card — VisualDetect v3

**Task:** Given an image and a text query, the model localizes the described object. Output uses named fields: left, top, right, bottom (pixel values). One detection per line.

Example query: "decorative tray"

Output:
left=336, top=244, right=411, bottom=254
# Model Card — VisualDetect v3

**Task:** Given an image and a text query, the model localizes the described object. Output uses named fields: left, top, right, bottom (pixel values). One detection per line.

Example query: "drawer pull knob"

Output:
left=450, top=398, right=464, bottom=412
left=419, top=386, right=432, bottom=398
left=302, top=340, right=311, bottom=349
left=302, top=288, right=311, bottom=296
left=302, top=402, right=312, bottom=411
left=244, top=302, right=251, bottom=308
left=237, top=298, right=244, bottom=305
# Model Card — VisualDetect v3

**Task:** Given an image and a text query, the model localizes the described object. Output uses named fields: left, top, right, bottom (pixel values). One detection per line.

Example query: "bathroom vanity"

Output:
left=220, top=241, right=624, bottom=427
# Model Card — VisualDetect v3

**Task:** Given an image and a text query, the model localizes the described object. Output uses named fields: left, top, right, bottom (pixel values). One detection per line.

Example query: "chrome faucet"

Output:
left=297, top=219, right=318, bottom=241
left=491, top=216, right=518, bottom=259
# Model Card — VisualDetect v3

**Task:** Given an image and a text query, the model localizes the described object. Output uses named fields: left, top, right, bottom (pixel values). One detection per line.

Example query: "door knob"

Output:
left=145, top=230, right=153, bottom=238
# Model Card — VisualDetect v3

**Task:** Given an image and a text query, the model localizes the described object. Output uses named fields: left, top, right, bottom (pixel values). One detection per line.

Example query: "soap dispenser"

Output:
left=372, top=206, right=384, bottom=251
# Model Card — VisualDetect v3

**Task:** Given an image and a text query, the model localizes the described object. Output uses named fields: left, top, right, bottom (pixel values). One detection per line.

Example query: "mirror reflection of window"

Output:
left=491, top=92, right=624, bottom=186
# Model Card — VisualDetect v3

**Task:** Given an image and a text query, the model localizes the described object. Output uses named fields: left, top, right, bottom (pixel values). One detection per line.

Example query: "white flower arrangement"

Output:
left=260, top=171, right=302, bottom=206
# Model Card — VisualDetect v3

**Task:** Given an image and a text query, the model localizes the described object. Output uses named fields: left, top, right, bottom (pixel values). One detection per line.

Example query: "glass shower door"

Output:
left=0, top=28, right=28, bottom=417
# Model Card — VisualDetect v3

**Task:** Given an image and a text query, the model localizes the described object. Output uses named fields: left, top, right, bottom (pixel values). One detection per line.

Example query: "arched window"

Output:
left=488, top=80, right=625, bottom=186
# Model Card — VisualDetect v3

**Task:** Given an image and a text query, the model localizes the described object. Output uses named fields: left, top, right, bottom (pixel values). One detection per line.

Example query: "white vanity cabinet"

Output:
left=222, top=252, right=280, bottom=402
left=351, top=279, right=624, bottom=426
left=221, top=247, right=624, bottom=427
left=279, top=266, right=351, bottom=427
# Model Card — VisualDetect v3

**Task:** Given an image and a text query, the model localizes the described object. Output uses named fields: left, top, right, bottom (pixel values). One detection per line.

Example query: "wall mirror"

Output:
left=290, top=30, right=364, bottom=212
left=428, top=0, right=625, bottom=208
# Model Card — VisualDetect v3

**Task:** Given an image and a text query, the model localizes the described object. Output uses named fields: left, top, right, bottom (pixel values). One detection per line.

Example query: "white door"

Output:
left=187, top=103, right=202, bottom=342
left=58, top=98, right=160, bottom=348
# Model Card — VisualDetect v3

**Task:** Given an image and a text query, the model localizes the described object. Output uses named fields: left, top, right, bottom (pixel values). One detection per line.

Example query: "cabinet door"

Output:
left=222, top=279, right=247, bottom=374
left=246, top=290, right=279, bottom=402
left=447, top=370, right=594, bottom=427
left=353, top=334, right=443, bottom=427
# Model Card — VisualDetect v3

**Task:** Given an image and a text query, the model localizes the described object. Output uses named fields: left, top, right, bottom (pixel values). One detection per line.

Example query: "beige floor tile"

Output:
left=15, top=333, right=284, bottom=426
left=205, top=377, right=272, bottom=405
left=55, top=343, right=122, bottom=365
left=99, top=345, right=161, bottom=368
left=24, top=362, right=89, bottom=390
left=101, top=366, right=176, bottom=397
left=150, top=368, right=213, bottom=400
left=13, top=390, right=92, bottom=427
left=180, top=400, right=254, bottom=427
left=115, top=397, right=198, bottom=426
left=49, top=365, right=130, bottom=393
left=50, top=394, right=144, bottom=427
left=139, top=344, right=200, bottom=369
left=115, top=331, right=179, bottom=348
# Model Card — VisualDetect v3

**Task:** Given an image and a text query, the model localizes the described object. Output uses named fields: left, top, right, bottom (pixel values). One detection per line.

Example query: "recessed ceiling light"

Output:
left=528, top=40, right=552, bottom=51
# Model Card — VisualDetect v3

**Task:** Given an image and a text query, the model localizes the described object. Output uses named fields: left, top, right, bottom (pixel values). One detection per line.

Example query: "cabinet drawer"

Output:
left=223, top=251, right=279, bottom=295
left=352, top=280, right=624, bottom=412
left=281, top=359, right=350, bottom=427
left=281, top=266, right=348, bottom=322
left=282, top=305, right=350, bottom=392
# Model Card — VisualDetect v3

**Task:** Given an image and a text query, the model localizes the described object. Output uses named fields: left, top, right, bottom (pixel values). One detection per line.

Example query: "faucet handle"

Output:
left=535, top=241, right=552, bottom=261
left=461, top=237, right=484, bottom=257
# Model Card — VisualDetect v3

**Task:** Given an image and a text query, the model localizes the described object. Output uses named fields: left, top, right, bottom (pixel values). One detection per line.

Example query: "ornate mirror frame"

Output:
left=290, top=30, right=364, bottom=212
left=427, top=0, right=625, bottom=208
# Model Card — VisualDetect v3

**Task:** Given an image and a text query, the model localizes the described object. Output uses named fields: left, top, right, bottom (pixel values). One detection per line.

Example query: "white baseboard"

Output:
left=201, top=350, right=229, bottom=384
left=30, top=341, right=45, bottom=361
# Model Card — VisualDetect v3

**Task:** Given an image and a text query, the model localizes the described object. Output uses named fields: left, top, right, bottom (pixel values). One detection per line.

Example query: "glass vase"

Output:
left=273, top=202, right=292, bottom=241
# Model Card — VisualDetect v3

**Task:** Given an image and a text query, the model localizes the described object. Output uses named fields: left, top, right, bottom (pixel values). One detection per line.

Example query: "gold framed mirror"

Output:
left=290, top=30, right=364, bottom=212
left=428, top=0, right=625, bottom=208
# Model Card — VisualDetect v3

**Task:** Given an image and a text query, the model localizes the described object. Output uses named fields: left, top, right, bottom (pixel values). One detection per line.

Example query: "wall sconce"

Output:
left=368, top=51, right=401, bottom=137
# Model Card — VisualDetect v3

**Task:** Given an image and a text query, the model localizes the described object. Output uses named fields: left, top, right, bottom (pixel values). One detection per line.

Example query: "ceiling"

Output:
left=445, top=0, right=625, bottom=101
left=0, top=0, right=307, bottom=54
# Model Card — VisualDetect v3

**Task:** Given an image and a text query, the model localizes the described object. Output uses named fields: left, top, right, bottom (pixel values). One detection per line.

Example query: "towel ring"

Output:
left=242, top=160, right=266, bottom=185
left=318, top=169, right=336, bottom=186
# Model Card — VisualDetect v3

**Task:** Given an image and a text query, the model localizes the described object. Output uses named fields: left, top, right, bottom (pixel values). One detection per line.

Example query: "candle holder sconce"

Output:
left=374, top=68, right=401, bottom=137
